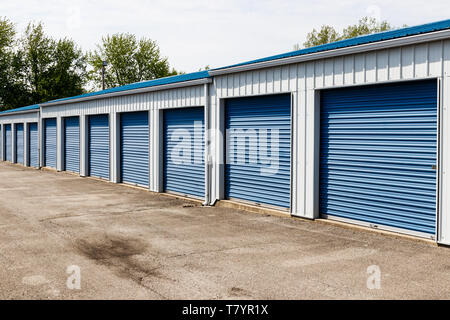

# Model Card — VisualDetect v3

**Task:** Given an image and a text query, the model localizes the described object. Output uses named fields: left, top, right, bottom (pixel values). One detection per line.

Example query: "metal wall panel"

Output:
left=5, top=124, right=11, bottom=162
left=88, top=114, right=109, bottom=179
left=0, top=112, right=39, bottom=125
left=320, top=80, right=437, bottom=236
left=28, top=123, right=39, bottom=168
left=64, top=116, right=80, bottom=173
left=214, top=42, right=446, bottom=98
left=40, top=85, right=205, bottom=118
left=164, top=107, right=205, bottom=198
left=120, top=111, right=149, bottom=187
left=15, top=123, right=24, bottom=165
left=44, top=118, right=57, bottom=168
left=440, top=40, right=450, bottom=244
left=225, top=94, right=291, bottom=209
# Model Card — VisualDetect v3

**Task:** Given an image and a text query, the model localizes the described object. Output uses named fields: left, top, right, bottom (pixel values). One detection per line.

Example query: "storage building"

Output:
left=1, top=19, right=450, bottom=244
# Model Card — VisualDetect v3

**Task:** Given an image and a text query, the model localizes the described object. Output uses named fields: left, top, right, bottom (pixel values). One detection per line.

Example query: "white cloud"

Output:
left=2, top=0, right=450, bottom=73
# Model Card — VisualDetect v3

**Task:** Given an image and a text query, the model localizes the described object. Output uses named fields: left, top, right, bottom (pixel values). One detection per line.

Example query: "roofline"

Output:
left=209, top=28, right=450, bottom=76
left=42, top=77, right=212, bottom=107
left=0, top=109, right=40, bottom=117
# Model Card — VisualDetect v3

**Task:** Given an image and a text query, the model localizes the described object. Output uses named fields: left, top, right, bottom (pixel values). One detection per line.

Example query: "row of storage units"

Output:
left=0, top=122, right=40, bottom=167
left=35, top=94, right=289, bottom=205
left=0, top=19, right=449, bottom=245
left=0, top=81, right=439, bottom=238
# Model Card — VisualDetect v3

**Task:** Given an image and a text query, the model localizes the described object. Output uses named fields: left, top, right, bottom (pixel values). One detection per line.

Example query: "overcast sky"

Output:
left=2, top=0, right=450, bottom=73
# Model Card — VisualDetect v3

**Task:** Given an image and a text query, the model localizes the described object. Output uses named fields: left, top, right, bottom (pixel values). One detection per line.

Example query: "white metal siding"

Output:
left=0, top=112, right=39, bottom=125
left=40, top=85, right=205, bottom=118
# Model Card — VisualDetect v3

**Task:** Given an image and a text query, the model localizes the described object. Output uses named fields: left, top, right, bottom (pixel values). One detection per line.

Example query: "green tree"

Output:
left=20, top=23, right=87, bottom=103
left=341, top=17, right=392, bottom=40
left=0, top=17, right=14, bottom=49
left=89, top=33, right=178, bottom=90
left=41, top=38, right=87, bottom=100
left=296, top=17, right=395, bottom=49
left=0, top=17, right=20, bottom=110
left=0, top=21, right=87, bottom=110
left=302, top=25, right=340, bottom=48
left=20, top=22, right=54, bottom=104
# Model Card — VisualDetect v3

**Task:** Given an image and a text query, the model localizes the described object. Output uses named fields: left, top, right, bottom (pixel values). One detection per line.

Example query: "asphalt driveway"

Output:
left=0, top=162, right=449, bottom=299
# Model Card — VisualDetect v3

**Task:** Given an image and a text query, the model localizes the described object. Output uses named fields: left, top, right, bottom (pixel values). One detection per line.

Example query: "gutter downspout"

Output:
left=38, top=106, right=42, bottom=169
left=203, top=82, right=211, bottom=206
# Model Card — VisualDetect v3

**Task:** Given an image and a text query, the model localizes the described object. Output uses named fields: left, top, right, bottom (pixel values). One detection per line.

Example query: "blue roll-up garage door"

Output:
left=120, top=111, right=149, bottom=187
left=5, top=124, right=11, bottom=162
left=64, top=117, right=80, bottom=173
left=225, top=94, right=291, bottom=209
left=320, top=80, right=437, bottom=236
left=29, top=123, right=39, bottom=168
left=15, top=123, right=24, bottom=165
left=44, top=118, right=57, bottom=168
left=164, top=107, right=204, bottom=198
left=89, top=114, right=109, bottom=179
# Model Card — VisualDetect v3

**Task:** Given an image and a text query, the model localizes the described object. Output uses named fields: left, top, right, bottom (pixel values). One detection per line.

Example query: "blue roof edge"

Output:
left=42, top=70, right=211, bottom=105
left=0, top=104, right=40, bottom=115
left=212, top=18, right=450, bottom=71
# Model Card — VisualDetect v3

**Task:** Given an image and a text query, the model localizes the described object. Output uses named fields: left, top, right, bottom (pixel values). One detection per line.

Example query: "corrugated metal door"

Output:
left=64, top=116, right=80, bottom=173
left=164, top=107, right=204, bottom=198
left=44, top=118, right=57, bottom=168
left=88, top=114, right=109, bottom=179
left=320, top=80, right=437, bottom=236
left=120, top=111, right=149, bottom=187
left=5, top=124, right=11, bottom=162
left=225, top=94, right=291, bottom=209
left=15, top=123, right=24, bottom=165
left=28, top=123, right=39, bottom=168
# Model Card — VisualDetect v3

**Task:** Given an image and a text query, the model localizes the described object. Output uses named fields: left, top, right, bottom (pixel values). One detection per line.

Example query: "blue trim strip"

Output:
left=43, top=71, right=211, bottom=105
left=0, top=104, right=40, bottom=115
